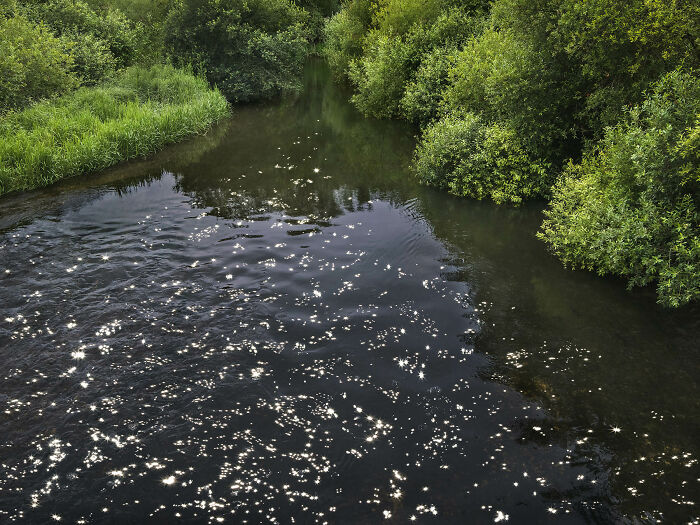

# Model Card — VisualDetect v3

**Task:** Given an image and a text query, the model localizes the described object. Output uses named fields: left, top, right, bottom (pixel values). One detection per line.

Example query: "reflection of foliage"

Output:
left=0, top=113, right=232, bottom=235
left=110, top=118, right=233, bottom=197
left=172, top=59, right=416, bottom=221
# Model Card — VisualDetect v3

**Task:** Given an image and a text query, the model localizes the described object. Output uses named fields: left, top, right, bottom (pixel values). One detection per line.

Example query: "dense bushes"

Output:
left=324, top=0, right=699, bottom=305
left=22, top=0, right=144, bottom=70
left=165, top=0, right=311, bottom=103
left=2, top=0, right=325, bottom=112
left=0, top=0, right=148, bottom=112
left=415, top=114, right=551, bottom=204
left=552, top=0, right=700, bottom=136
left=442, top=27, right=578, bottom=165
left=400, top=45, right=456, bottom=125
left=323, top=0, right=374, bottom=81
left=0, top=65, right=230, bottom=195
left=540, top=71, right=700, bottom=307
left=0, top=14, right=79, bottom=111
left=1, top=0, right=327, bottom=111
left=348, top=32, right=412, bottom=118
left=348, top=8, right=481, bottom=119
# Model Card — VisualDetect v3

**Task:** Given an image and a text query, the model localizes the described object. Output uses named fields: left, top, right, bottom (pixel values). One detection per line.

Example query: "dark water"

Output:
left=1, top=60, right=698, bottom=524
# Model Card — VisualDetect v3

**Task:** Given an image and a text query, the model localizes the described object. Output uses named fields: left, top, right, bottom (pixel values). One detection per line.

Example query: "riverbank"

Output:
left=0, top=65, right=230, bottom=196
left=322, top=0, right=699, bottom=308
left=0, top=59, right=697, bottom=523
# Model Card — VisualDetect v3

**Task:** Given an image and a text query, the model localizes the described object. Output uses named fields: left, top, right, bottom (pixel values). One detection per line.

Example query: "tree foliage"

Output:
left=325, top=0, right=700, bottom=305
left=165, top=0, right=310, bottom=102
left=414, top=114, right=551, bottom=204
left=0, top=14, right=78, bottom=111
left=540, top=71, right=700, bottom=307
left=22, top=0, right=144, bottom=69
left=323, top=0, right=375, bottom=80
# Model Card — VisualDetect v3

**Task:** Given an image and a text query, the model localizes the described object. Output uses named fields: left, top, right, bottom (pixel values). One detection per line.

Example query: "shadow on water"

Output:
left=0, top=58, right=697, bottom=524
left=417, top=192, right=700, bottom=522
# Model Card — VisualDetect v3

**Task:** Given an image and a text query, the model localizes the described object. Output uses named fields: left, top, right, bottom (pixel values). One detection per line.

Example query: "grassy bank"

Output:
left=0, top=65, right=230, bottom=196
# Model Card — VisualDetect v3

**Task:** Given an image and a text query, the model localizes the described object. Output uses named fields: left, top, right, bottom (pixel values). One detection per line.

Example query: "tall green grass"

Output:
left=0, top=64, right=230, bottom=195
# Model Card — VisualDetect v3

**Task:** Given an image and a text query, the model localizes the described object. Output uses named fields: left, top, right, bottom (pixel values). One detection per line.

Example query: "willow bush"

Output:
left=540, top=71, right=700, bottom=307
left=414, top=114, right=551, bottom=204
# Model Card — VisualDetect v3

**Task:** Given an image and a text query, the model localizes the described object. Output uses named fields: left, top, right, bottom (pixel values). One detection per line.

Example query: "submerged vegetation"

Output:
left=323, top=0, right=699, bottom=306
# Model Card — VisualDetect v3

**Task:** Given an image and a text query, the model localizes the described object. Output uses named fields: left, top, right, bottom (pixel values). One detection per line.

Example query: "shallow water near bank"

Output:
left=1, top=60, right=698, bottom=524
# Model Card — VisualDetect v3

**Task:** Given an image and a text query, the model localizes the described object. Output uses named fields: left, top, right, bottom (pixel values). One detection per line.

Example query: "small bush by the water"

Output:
left=414, top=114, right=551, bottom=204
left=0, top=65, right=230, bottom=195
left=539, top=71, right=700, bottom=307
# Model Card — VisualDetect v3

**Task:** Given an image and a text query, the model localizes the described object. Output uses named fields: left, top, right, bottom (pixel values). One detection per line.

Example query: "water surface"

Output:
left=1, top=60, right=698, bottom=524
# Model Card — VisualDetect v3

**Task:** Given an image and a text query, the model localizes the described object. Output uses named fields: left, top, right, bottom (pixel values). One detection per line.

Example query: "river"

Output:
left=0, top=60, right=698, bottom=524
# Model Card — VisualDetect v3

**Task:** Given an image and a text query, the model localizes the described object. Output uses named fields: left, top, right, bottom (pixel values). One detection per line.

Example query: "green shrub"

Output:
left=349, top=8, right=483, bottom=119
left=165, top=0, right=310, bottom=103
left=414, top=113, right=551, bottom=204
left=23, top=0, right=143, bottom=69
left=347, top=31, right=413, bottom=118
left=297, top=0, right=340, bottom=17
left=0, top=15, right=78, bottom=112
left=400, top=46, right=455, bottom=125
left=84, top=0, right=172, bottom=63
left=443, top=27, right=578, bottom=165
left=85, top=0, right=170, bottom=24
left=1, top=0, right=16, bottom=16
left=0, top=65, right=230, bottom=195
left=372, top=0, right=444, bottom=36
left=539, top=70, right=700, bottom=307
left=554, top=0, right=700, bottom=136
left=322, top=0, right=374, bottom=80
left=60, top=31, right=117, bottom=85
left=296, top=0, right=340, bottom=42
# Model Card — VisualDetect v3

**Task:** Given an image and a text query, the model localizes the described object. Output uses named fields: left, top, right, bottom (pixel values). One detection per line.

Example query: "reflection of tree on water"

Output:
left=172, top=59, right=417, bottom=222
left=111, top=118, right=233, bottom=196
left=417, top=184, right=700, bottom=522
